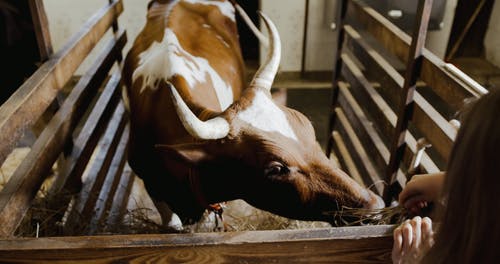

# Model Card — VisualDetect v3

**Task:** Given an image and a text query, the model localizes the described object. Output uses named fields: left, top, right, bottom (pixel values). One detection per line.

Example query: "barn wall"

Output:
left=426, top=0, right=457, bottom=59
left=44, top=0, right=145, bottom=74
left=259, top=0, right=306, bottom=72
left=485, top=0, right=500, bottom=69
left=304, top=0, right=337, bottom=71
left=43, top=0, right=467, bottom=75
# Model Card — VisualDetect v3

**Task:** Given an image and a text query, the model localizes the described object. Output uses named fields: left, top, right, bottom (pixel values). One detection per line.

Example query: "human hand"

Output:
left=392, top=216, right=434, bottom=264
left=398, top=172, right=445, bottom=215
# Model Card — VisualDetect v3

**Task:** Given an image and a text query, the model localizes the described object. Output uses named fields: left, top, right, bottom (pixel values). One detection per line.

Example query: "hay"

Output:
left=323, top=205, right=407, bottom=226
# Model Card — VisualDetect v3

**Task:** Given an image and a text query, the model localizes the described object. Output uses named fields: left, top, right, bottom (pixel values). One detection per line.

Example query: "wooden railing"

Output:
left=326, top=0, right=487, bottom=203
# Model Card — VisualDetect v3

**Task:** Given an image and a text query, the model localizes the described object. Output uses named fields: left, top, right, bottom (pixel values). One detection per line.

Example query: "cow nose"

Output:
left=363, top=190, right=385, bottom=210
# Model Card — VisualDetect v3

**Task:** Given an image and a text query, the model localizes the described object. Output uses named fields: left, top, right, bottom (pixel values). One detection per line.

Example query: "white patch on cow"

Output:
left=202, top=23, right=211, bottom=29
left=237, top=90, right=298, bottom=141
left=183, top=0, right=236, bottom=22
left=132, top=29, right=234, bottom=110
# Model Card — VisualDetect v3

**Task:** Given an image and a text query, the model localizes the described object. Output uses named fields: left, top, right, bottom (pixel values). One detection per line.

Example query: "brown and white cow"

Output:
left=122, top=0, right=383, bottom=229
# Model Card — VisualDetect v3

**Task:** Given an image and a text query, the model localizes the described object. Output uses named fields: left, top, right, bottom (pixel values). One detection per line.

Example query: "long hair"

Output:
left=423, top=89, right=500, bottom=263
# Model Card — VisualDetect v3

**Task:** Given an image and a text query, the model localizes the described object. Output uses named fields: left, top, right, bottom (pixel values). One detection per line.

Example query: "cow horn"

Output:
left=234, top=3, right=269, bottom=47
left=249, top=12, right=281, bottom=91
left=168, top=83, right=230, bottom=140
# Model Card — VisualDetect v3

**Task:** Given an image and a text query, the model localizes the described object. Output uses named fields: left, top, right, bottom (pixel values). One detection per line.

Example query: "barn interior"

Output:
left=0, top=0, right=498, bottom=262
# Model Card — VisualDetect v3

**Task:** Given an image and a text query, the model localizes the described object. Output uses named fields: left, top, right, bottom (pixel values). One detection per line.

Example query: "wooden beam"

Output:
left=0, top=0, right=123, bottom=168
left=384, top=0, right=433, bottom=204
left=63, top=103, right=127, bottom=235
left=348, top=0, right=482, bottom=112
left=49, top=72, right=122, bottom=195
left=344, top=25, right=454, bottom=164
left=0, top=33, right=126, bottom=238
left=334, top=107, right=382, bottom=194
left=326, top=0, right=349, bottom=156
left=0, top=225, right=394, bottom=263
left=28, top=0, right=53, bottom=61
left=338, top=83, right=388, bottom=177
left=332, top=131, right=365, bottom=187
left=340, top=53, right=439, bottom=177
left=105, top=166, right=135, bottom=229
left=87, top=125, right=129, bottom=235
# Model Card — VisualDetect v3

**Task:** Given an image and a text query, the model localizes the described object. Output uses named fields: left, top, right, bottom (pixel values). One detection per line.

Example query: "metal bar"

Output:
left=383, top=0, right=434, bottom=204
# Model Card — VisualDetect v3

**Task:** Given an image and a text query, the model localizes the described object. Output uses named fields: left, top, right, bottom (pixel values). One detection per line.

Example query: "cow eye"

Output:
left=265, top=161, right=289, bottom=178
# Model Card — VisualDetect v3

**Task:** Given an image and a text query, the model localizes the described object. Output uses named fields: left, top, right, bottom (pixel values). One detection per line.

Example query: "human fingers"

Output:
left=399, top=173, right=441, bottom=205
left=402, top=221, right=413, bottom=252
left=403, top=195, right=428, bottom=213
left=421, top=217, right=434, bottom=248
left=392, top=226, right=404, bottom=263
left=410, top=216, right=422, bottom=250
left=393, top=225, right=403, bottom=252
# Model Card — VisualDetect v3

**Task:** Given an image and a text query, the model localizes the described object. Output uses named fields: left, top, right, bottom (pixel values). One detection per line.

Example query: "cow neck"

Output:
left=187, top=166, right=209, bottom=209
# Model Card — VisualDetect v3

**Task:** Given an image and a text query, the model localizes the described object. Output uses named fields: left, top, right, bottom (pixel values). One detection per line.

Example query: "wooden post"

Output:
left=326, top=0, right=348, bottom=156
left=109, top=0, right=123, bottom=63
left=28, top=0, right=53, bottom=61
left=383, top=0, right=433, bottom=204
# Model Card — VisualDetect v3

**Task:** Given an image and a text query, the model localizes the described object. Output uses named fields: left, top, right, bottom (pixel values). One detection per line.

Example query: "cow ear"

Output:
left=155, top=143, right=210, bottom=165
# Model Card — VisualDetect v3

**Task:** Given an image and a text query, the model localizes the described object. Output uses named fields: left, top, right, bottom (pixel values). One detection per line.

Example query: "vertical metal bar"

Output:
left=383, top=0, right=434, bottom=204
left=326, top=0, right=348, bottom=156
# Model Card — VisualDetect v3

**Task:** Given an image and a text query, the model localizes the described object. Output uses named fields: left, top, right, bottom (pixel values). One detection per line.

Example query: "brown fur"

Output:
left=124, top=0, right=383, bottom=224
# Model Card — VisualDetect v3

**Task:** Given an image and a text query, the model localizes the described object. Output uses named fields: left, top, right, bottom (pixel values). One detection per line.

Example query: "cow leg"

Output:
left=153, top=199, right=184, bottom=232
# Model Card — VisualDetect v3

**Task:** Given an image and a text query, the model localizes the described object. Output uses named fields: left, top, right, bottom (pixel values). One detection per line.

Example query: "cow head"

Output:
left=158, top=12, right=384, bottom=223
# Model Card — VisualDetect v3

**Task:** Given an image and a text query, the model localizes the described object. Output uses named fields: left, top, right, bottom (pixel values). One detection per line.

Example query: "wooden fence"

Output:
left=0, top=0, right=487, bottom=262
left=326, top=0, right=487, bottom=203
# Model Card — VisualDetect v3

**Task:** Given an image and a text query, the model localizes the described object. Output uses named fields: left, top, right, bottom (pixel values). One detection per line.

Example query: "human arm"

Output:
left=399, top=172, right=445, bottom=215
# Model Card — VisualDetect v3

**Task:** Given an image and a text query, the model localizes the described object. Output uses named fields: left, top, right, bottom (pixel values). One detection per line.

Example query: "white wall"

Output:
left=426, top=0, right=457, bottom=59
left=260, top=0, right=306, bottom=72
left=485, top=0, right=500, bottom=68
left=44, top=0, right=147, bottom=73
left=304, top=0, right=337, bottom=71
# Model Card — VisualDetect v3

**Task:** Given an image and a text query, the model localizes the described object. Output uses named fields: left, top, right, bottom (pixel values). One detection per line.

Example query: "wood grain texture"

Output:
left=344, top=24, right=454, bottom=164
left=348, top=0, right=480, bottom=112
left=49, top=72, right=122, bottom=195
left=0, top=0, right=123, bottom=168
left=29, top=0, right=53, bottom=61
left=0, top=225, right=394, bottom=263
left=0, top=33, right=126, bottom=238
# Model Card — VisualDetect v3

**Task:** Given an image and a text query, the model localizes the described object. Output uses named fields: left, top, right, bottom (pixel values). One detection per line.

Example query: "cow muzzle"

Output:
left=363, top=190, right=385, bottom=210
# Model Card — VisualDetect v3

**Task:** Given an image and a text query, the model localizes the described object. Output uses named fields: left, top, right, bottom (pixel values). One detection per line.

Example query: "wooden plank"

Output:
left=0, top=0, right=123, bottom=168
left=344, top=25, right=455, bottom=164
left=88, top=125, right=129, bottom=235
left=345, top=30, right=440, bottom=172
left=332, top=131, right=365, bottom=187
left=326, top=0, right=349, bottom=155
left=338, top=83, right=388, bottom=176
left=344, top=25, right=401, bottom=112
left=0, top=34, right=126, bottom=238
left=49, top=72, right=122, bottom=195
left=334, top=107, right=382, bottom=194
left=29, top=0, right=53, bottom=61
left=348, top=0, right=482, bottom=112
left=385, top=0, right=433, bottom=203
left=0, top=225, right=393, bottom=263
left=412, top=93, right=456, bottom=161
left=63, top=103, right=127, bottom=235
left=341, top=53, right=396, bottom=142
left=105, top=165, right=135, bottom=229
